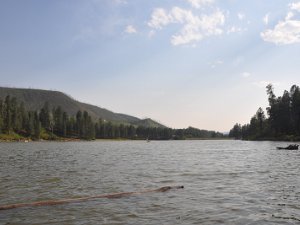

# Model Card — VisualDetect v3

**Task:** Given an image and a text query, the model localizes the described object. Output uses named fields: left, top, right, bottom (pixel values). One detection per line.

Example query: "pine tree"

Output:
left=33, top=111, right=41, bottom=140
left=67, top=117, right=76, bottom=137
left=53, top=106, right=63, bottom=135
left=10, top=97, right=19, bottom=131
left=26, top=111, right=35, bottom=137
left=128, top=125, right=136, bottom=138
left=0, top=98, right=3, bottom=134
left=290, top=85, right=300, bottom=134
left=76, top=111, right=83, bottom=138
left=40, top=102, right=50, bottom=130
left=19, top=102, right=27, bottom=131
left=84, top=112, right=95, bottom=140
left=62, top=112, right=68, bottom=137
left=4, top=95, right=12, bottom=134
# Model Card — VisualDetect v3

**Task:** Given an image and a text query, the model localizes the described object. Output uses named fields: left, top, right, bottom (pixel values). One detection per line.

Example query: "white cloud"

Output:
left=172, top=9, right=225, bottom=46
left=261, top=2, right=300, bottom=45
left=237, top=12, right=245, bottom=20
left=148, top=6, right=225, bottom=46
left=187, top=0, right=214, bottom=9
left=289, top=2, right=300, bottom=12
left=261, top=17, right=300, bottom=45
left=242, top=72, right=251, bottom=78
left=285, top=12, right=294, bottom=20
left=125, top=25, right=137, bottom=34
left=263, top=13, right=269, bottom=25
left=148, top=8, right=172, bottom=29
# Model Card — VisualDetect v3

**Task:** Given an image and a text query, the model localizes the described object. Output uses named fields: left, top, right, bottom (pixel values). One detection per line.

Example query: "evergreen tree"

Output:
left=40, top=102, right=51, bottom=129
left=290, top=85, right=300, bottom=134
left=106, top=121, right=113, bottom=138
left=4, top=95, right=12, bottom=134
left=10, top=97, right=19, bottom=131
left=83, top=111, right=89, bottom=138
left=76, top=110, right=83, bottom=138
left=62, top=112, right=68, bottom=137
left=278, top=91, right=291, bottom=134
left=53, top=106, right=63, bottom=135
left=248, top=107, right=266, bottom=138
left=229, top=123, right=242, bottom=139
left=256, top=107, right=266, bottom=133
left=231, top=83, right=300, bottom=140
left=33, top=111, right=41, bottom=139
left=95, top=122, right=100, bottom=138
left=101, top=120, right=107, bottom=138
left=119, top=124, right=126, bottom=138
left=26, top=111, right=35, bottom=137
left=67, top=117, right=76, bottom=137
left=0, top=98, right=3, bottom=133
left=19, top=102, right=27, bottom=131
left=82, top=111, right=95, bottom=140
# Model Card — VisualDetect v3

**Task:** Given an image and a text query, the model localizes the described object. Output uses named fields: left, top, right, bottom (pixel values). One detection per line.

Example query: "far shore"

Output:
left=0, top=137, right=232, bottom=143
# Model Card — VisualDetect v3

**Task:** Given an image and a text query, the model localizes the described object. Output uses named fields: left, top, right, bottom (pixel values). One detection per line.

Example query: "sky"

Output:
left=1, top=0, right=300, bottom=132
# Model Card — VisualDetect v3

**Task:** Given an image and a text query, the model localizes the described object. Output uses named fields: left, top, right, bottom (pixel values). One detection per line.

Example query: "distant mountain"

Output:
left=0, top=87, right=165, bottom=128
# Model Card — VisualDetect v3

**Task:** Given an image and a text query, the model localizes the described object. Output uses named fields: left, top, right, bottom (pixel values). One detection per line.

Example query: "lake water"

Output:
left=0, top=140, right=300, bottom=224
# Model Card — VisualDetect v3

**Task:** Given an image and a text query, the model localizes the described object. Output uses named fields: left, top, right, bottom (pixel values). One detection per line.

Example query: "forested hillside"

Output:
left=0, top=88, right=224, bottom=141
left=0, top=95, right=171, bottom=140
left=229, top=84, right=300, bottom=141
left=0, top=87, right=163, bottom=128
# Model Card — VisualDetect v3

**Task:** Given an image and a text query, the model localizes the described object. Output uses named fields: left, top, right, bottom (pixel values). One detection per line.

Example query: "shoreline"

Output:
left=0, top=137, right=232, bottom=143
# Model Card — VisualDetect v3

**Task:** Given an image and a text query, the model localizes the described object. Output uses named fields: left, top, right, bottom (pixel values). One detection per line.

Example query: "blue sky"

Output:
left=1, top=0, right=300, bottom=131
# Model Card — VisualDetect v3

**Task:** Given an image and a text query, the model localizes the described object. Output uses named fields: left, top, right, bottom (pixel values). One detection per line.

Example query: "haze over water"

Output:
left=1, top=140, right=299, bottom=224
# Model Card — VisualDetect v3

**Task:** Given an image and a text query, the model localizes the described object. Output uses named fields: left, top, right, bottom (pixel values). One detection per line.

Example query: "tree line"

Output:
left=229, top=84, right=300, bottom=141
left=0, top=95, right=223, bottom=140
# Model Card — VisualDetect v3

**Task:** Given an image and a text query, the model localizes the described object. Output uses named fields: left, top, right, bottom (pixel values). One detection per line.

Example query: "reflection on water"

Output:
left=0, top=140, right=300, bottom=224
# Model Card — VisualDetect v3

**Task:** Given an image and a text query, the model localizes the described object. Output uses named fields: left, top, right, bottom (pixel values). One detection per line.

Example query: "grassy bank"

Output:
left=0, top=133, right=26, bottom=142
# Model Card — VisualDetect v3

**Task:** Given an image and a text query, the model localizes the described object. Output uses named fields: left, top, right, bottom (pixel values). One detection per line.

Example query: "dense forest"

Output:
left=229, top=84, right=300, bottom=141
left=0, top=95, right=223, bottom=141
left=0, top=87, right=163, bottom=128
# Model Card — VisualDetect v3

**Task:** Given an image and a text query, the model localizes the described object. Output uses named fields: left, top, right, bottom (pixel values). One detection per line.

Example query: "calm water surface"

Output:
left=0, top=140, right=300, bottom=224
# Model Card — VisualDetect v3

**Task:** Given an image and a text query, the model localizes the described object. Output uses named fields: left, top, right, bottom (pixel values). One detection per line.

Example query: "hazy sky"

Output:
left=1, top=0, right=300, bottom=132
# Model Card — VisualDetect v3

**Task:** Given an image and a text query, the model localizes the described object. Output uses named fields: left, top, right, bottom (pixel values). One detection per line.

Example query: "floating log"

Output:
left=276, top=144, right=299, bottom=150
left=0, top=185, right=184, bottom=211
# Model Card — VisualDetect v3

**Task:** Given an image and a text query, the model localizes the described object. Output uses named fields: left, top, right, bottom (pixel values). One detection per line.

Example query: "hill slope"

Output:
left=0, top=87, right=164, bottom=128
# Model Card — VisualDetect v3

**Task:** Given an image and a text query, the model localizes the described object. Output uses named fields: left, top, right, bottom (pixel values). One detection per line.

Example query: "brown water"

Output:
left=0, top=140, right=300, bottom=224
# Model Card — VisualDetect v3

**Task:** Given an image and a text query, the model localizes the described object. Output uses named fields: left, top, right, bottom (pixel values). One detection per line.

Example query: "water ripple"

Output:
left=0, top=140, right=299, bottom=224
